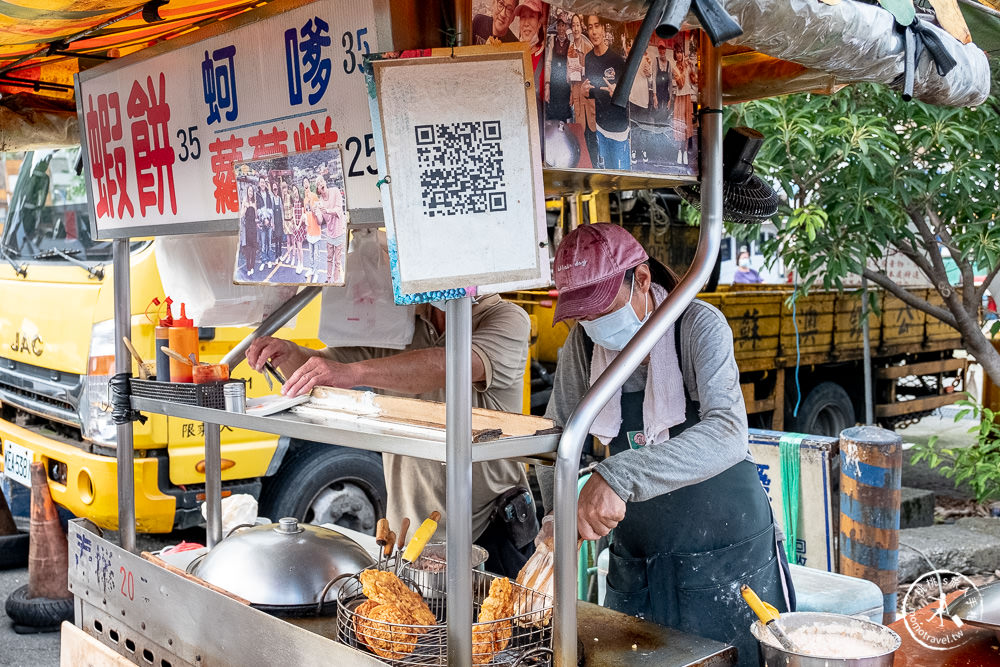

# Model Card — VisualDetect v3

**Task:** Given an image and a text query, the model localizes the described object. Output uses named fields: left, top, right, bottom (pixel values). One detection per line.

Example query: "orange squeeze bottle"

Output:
left=167, top=303, right=198, bottom=383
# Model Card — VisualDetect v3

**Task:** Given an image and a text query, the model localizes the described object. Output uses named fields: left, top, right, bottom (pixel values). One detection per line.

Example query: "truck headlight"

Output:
left=79, top=319, right=117, bottom=446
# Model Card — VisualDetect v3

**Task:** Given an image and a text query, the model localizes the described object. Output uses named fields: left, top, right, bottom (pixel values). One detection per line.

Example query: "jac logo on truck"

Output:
left=10, top=328, right=43, bottom=357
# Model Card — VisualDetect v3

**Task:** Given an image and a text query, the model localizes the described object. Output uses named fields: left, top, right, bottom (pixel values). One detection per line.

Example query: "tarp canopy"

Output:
left=0, top=0, right=995, bottom=110
left=0, top=1, right=259, bottom=100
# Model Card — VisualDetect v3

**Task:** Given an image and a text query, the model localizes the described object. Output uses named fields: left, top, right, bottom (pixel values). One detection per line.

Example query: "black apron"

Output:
left=601, top=323, right=789, bottom=667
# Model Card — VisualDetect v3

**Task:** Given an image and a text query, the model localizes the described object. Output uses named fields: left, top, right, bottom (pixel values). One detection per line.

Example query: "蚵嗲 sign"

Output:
left=77, top=0, right=380, bottom=239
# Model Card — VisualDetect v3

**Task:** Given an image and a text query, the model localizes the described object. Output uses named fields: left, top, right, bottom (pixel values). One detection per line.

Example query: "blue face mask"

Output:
left=579, top=275, right=650, bottom=351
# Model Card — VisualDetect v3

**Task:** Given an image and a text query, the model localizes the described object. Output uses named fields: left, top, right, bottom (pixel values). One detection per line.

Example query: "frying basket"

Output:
left=336, top=563, right=553, bottom=666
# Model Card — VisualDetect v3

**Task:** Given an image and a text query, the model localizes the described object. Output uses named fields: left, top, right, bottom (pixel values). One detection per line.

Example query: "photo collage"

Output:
left=471, top=0, right=700, bottom=176
left=234, top=148, right=348, bottom=286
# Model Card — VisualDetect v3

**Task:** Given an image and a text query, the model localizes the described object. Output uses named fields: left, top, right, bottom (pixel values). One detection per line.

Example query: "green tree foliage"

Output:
left=911, top=396, right=1000, bottom=503
left=727, top=84, right=1000, bottom=385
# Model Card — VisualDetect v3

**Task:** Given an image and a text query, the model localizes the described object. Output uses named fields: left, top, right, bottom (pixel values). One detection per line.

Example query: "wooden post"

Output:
left=839, top=426, right=902, bottom=624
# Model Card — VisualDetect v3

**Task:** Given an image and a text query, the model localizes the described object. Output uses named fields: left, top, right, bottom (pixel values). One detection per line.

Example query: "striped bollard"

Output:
left=839, top=426, right=902, bottom=624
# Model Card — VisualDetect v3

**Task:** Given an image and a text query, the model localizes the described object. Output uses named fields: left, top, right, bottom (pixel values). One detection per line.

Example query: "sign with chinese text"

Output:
left=77, top=0, right=380, bottom=239
left=367, top=46, right=550, bottom=303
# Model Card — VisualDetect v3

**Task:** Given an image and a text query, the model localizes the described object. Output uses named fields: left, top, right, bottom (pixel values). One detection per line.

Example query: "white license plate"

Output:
left=2, top=441, right=32, bottom=487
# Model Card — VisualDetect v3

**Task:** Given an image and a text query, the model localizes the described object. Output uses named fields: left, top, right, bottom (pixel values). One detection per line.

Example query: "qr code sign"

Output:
left=415, top=120, right=507, bottom=217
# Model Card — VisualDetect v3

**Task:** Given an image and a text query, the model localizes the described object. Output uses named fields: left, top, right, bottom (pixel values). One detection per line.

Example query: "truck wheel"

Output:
left=0, top=532, right=29, bottom=569
left=258, top=444, right=386, bottom=536
left=4, top=584, right=73, bottom=633
left=790, top=381, right=855, bottom=437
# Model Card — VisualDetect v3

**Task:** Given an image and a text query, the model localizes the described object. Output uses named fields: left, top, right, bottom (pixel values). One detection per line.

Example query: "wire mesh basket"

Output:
left=130, top=378, right=242, bottom=410
left=336, top=561, right=552, bottom=666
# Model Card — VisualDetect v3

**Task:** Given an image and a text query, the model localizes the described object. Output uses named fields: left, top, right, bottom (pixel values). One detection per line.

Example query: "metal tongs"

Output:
left=261, top=359, right=285, bottom=391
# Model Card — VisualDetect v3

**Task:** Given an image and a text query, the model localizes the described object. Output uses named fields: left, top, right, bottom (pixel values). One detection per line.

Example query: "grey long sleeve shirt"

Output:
left=537, top=299, right=752, bottom=512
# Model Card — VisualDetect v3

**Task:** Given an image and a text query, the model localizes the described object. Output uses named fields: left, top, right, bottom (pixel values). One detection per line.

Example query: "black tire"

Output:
left=4, top=584, right=73, bottom=631
left=789, top=381, right=855, bottom=437
left=258, top=443, right=386, bottom=536
left=0, top=532, right=29, bottom=569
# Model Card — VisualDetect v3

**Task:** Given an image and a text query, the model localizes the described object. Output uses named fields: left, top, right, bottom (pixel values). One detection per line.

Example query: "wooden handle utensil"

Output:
left=123, top=337, right=155, bottom=380
left=402, top=511, right=441, bottom=563
left=160, top=346, right=195, bottom=366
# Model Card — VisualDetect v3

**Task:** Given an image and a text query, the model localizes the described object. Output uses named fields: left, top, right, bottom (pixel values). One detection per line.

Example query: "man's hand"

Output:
left=246, top=336, right=307, bottom=374
left=601, top=77, right=616, bottom=96
left=582, top=78, right=593, bottom=96
left=281, top=356, right=359, bottom=397
left=577, top=473, right=625, bottom=540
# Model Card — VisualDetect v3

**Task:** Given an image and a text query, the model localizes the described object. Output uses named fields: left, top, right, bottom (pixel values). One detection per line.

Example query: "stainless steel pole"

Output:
left=552, top=42, right=724, bottom=667
left=220, top=286, right=322, bottom=369
left=445, top=297, right=473, bottom=666
left=113, top=237, right=136, bottom=553
left=204, top=423, right=223, bottom=548
left=861, top=277, right=874, bottom=424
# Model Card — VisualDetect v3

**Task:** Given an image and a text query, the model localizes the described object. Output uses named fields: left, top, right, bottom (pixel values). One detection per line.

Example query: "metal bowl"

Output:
left=946, top=579, right=1000, bottom=642
left=750, top=612, right=900, bottom=666
left=188, top=517, right=375, bottom=614
left=401, top=542, right=489, bottom=600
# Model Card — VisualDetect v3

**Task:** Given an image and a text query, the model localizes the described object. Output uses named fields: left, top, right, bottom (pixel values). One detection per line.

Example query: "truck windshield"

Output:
left=0, top=148, right=113, bottom=262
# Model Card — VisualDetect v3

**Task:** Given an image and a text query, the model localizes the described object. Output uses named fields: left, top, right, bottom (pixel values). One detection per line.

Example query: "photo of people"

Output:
left=471, top=0, right=520, bottom=45
left=234, top=148, right=348, bottom=286
left=629, top=30, right=699, bottom=170
left=541, top=7, right=699, bottom=177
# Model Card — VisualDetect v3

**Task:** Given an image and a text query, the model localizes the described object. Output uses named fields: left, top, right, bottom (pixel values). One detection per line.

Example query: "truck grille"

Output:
left=0, top=357, right=83, bottom=427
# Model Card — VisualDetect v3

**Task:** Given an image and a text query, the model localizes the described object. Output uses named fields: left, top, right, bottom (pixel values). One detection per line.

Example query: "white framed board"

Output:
left=366, top=45, right=550, bottom=304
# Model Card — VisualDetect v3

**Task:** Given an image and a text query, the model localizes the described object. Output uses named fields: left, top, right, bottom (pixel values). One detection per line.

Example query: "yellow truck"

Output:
left=0, top=147, right=387, bottom=534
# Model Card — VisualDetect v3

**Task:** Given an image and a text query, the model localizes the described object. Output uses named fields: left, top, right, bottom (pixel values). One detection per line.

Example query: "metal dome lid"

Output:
left=189, top=518, right=374, bottom=609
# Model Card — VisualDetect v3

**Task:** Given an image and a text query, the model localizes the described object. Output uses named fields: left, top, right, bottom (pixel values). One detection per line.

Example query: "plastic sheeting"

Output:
left=548, top=0, right=991, bottom=106
left=724, top=0, right=990, bottom=106
left=155, top=233, right=299, bottom=328
left=0, top=93, right=78, bottom=151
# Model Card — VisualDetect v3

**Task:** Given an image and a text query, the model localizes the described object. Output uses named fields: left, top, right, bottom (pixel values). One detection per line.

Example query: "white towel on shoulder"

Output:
left=589, top=283, right=687, bottom=446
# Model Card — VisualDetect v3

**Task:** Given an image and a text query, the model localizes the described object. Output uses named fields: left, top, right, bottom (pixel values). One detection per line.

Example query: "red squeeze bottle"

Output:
left=167, top=303, right=198, bottom=383
left=155, top=298, right=174, bottom=382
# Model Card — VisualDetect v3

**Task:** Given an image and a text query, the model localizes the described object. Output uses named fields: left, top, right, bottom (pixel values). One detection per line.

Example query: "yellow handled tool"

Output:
left=402, top=511, right=441, bottom=563
left=740, top=584, right=796, bottom=652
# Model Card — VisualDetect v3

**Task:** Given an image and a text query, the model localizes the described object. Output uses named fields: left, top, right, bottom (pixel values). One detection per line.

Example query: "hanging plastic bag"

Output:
left=319, top=229, right=415, bottom=350
left=156, top=232, right=298, bottom=327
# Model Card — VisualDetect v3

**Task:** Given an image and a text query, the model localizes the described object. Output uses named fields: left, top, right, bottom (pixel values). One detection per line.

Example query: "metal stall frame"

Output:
left=552, top=41, right=725, bottom=667
left=93, top=6, right=727, bottom=667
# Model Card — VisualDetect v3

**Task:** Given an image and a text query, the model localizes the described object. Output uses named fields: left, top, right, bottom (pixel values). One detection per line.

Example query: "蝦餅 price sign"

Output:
left=76, top=0, right=381, bottom=239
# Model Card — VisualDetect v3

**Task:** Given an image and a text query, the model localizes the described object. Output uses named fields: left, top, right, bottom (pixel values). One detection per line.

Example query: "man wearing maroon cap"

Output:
left=538, top=223, right=792, bottom=667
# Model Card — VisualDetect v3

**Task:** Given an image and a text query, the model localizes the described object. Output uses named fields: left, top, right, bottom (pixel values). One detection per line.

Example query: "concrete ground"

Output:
left=0, top=567, right=59, bottom=667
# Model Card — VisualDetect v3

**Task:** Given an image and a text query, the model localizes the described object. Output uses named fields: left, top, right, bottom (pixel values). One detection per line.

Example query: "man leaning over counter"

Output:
left=246, top=294, right=539, bottom=577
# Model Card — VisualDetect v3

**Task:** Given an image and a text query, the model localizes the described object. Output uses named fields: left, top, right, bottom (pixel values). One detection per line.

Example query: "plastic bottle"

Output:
left=154, top=298, right=174, bottom=382
left=168, top=303, right=198, bottom=383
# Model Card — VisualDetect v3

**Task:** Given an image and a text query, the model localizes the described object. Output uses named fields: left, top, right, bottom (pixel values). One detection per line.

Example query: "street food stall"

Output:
left=0, top=0, right=995, bottom=665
